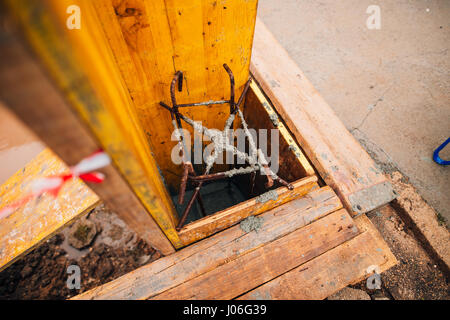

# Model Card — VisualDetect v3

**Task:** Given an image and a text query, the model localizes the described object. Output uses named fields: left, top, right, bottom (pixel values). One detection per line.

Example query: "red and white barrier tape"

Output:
left=0, top=150, right=111, bottom=220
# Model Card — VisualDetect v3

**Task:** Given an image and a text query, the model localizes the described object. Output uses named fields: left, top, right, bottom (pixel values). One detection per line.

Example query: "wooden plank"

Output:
left=72, top=186, right=342, bottom=300
left=0, top=105, right=99, bottom=272
left=178, top=176, right=319, bottom=246
left=0, top=146, right=99, bottom=272
left=251, top=18, right=396, bottom=216
left=152, top=209, right=359, bottom=300
left=245, top=79, right=315, bottom=178
left=6, top=0, right=183, bottom=248
left=238, top=214, right=398, bottom=300
left=7, top=1, right=260, bottom=247
left=176, top=77, right=320, bottom=247
left=91, top=0, right=259, bottom=190
left=0, top=36, right=175, bottom=255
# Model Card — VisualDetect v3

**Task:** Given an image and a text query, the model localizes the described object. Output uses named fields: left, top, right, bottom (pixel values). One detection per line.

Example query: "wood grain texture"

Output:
left=238, top=214, right=398, bottom=300
left=0, top=34, right=175, bottom=255
left=244, top=79, right=315, bottom=179
left=0, top=148, right=99, bottom=272
left=251, top=18, right=396, bottom=216
left=72, top=186, right=342, bottom=300
left=177, top=79, right=319, bottom=246
left=152, top=209, right=359, bottom=300
left=178, top=176, right=319, bottom=246
left=92, top=0, right=258, bottom=190
left=6, top=0, right=183, bottom=247
left=6, top=0, right=259, bottom=247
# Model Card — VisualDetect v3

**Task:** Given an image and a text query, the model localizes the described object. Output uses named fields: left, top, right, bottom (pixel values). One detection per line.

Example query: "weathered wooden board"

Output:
left=0, top=35, right=175, bottom=255
left=0, top=105, right=98, bottom=272
left=238, top=214, right=398, bottom=300
left=251, top=18, right=396, bottom=216
left=6, top=0, right=183, bottom=247
left=152, top=209, right=358, bottom=300
left=178, top=176, right=319, bottom=246
left=177, top=78, right=319, bottom=246
left=92, top=0, right=259, bottom=190
left=0, top=106, right=45, bottom=185
left=6, top=0, right=260, bottom=247
left=72, top=186, right=342, bottom=300
left=244, top=79, right=315, bottom=180
left=0, top=142, right=99, bottom=272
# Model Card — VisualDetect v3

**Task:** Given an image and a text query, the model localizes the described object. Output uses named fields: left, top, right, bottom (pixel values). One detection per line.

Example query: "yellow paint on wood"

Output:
left=6, top=0, right=258, bottom=248
left=6, top=0, right=183, bottom=248
left=0, top=149, right=99, bottom=272
left=178, top=176, right=319, bottom=246
left=249, top=79, right=316, bottom=176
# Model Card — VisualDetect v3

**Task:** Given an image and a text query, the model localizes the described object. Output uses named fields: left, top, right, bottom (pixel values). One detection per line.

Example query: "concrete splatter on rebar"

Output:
left=159, top=64, right=293, bottom=230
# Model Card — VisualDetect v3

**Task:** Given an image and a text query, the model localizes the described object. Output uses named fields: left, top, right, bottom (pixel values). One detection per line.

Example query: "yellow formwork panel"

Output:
left=6, top=0, right=258, bottom=248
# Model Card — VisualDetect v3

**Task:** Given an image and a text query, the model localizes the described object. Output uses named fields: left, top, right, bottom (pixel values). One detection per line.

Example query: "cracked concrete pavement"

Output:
left=257, top=0, right=450, bottom=224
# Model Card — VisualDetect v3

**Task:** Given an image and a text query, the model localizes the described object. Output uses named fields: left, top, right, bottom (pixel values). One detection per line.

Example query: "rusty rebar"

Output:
left=196, top=192, right=207, bottom=217
left=262, top=164, right=274, bottom=188
left=177, top=182, right=204, bottom=231
left=223, top=63, right=235, bottom=113
left=178, top=163, right=190, bottom=205
left=275, top=177, right=294, bottom=190
left=171, top=71, right=183, bottom=107
left=161, top=66, right=293, bottom=230
left=177, top=162, right=207, bottom=226
left=177, top=100, right=229, bottom=108
left=188, top=172, right=227, bottom=182
left=250, top=171, right=256, bottom=195
left=177, top=71, right=183, bottom=92
left=159, top=102, right=190, bottom=124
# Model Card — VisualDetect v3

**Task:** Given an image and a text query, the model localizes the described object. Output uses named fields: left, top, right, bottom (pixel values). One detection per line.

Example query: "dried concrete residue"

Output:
left=60, top=204, right=138, bottom=260
left=269, top=113, right=279, bottom=127
left=349, top=181, right=396, bottom=215
left=289, top=145, right=302, bottom=158
left=67, top=218, right=97, bottom=250
left=240, top=215, right=264, bottom=234
left=225, top=166, right=257, bottom=178
left=256, top=190, right=278, bottom=203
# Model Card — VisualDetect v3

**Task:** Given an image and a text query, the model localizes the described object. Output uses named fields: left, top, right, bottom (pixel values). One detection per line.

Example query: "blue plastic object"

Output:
left=433, top=138, right=450, bottom=165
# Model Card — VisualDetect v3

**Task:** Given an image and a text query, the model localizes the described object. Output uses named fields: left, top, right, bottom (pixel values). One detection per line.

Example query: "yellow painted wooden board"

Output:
left=0, top=45, right=175, bottom=255
left=6, top=0, right=259, bottom=248
left=92, top=0, right=259, bottom=189
left=0, top=148, right=99, bottom=272
left=178, top=176, right=319, bottom=246
left=6, top=0, right=183, bottom=248
left=247, top=79, right=315, bottom=177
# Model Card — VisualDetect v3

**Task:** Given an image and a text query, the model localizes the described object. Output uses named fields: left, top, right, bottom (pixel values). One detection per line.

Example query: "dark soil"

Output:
left=336, top=205, right=449, bottom=300
left=0, top=205, right=161, bottom=300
